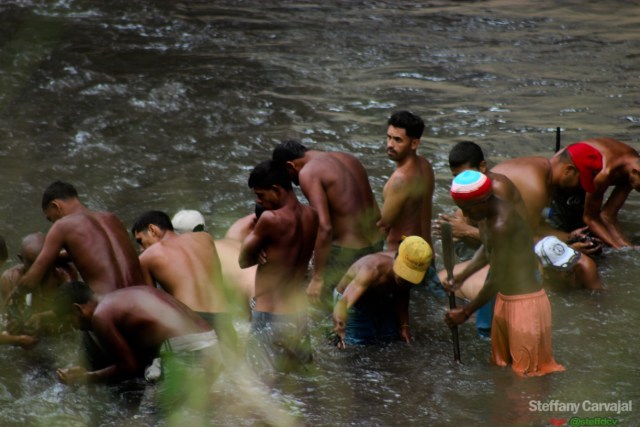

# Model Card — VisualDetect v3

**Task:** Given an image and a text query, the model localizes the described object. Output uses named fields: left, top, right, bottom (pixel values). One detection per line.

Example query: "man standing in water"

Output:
left=18, top=181, right=144, bottom=296
left=272, top=140, right=382, bottom=309
left=131, top=210, right=237, bottom=350
left=378, top=111, right=440, bottom=288
left=444, top=171, right=565, bottom=377
left=239, top=160, right=318, bottom=373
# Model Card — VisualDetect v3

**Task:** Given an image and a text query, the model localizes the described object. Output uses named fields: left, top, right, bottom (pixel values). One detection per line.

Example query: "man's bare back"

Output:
left=299, top=151, right=381, bottom=248
left=21, top=206, right=143, bottom=295
left=140, top=231, right=227, bottom=313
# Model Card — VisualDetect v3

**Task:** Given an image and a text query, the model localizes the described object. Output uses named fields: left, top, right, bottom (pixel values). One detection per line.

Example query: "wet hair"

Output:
left=449, top=141, right=485, bottom=169
left=248, top=159, right=293, bottom=191
left=387, top=111, right=425, bottom=139
left=272, top=140, right=308, bottom=164
left=41, top=181, right=78, bottom=210
left=53, top=281, right=93, bottom=318
left=131, top=210, right=174, bottom=235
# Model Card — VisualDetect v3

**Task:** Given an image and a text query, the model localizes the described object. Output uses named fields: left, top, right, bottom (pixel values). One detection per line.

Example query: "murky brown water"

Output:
left=0, top=1, right=639, bottom=426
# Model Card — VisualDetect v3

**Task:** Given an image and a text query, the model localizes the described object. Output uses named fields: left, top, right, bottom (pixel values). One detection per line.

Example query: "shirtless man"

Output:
left=1, top=232, right=77, bottom=336
left=578, top=138, right=640, bottom=248
left=435, top=141, right=528, bottom=338
left=379, top=111, right=441, bottom=289
left=17, top=181, right=144, bottom=296
left=445, top=170, right=565, bottom=377
left=54, top=282, right=214, bottom=403
left=132, top=210, right=237, bottom=348
left=0, top=236, right=35, bottom=347
left=169, top=208, right=257, bottom=313
left=333, top=236, right=432, bottom=348
left=239, top=160, right=318, bottom=372
left=490, top=143, right=603, bottom=249
left=379, top=111, right=435, bottom=250
left=272, top=140, right=382, bottom=308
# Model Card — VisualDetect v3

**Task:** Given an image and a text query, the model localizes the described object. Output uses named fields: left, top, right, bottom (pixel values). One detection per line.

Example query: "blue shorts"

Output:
left=334, top=290, right=399, bottom=345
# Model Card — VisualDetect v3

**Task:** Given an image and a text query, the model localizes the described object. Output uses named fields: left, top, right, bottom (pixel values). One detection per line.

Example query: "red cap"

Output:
left=450, top=170, right=493, bottom=202
left=566, top=143, right=603, bottom=193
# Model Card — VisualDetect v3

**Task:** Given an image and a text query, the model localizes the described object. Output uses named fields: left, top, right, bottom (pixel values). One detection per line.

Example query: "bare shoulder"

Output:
left=387, top=169, right=409, bottom=189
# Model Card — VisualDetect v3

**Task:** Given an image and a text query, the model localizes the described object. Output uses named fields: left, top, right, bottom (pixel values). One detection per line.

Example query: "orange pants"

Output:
left=491, top=289, right=565, bottom=377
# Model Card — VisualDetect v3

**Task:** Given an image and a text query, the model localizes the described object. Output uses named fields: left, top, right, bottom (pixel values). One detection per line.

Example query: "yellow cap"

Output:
left=393, top=236, right=433, bottom=284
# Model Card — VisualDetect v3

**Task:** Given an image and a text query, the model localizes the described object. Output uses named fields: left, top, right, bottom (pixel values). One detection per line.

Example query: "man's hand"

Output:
left=333, top=317, right=346, bottom=350
left=56, top=366, right=88, bottom=385
left=441, top=274, right=464, bottom=294
left=445, top=308, right=469, bottom=328
left=435, top=212, right=477, bottom=241
left=333, top=298, right=348, bottom=349
left=399, top=324, right=412, bottom=344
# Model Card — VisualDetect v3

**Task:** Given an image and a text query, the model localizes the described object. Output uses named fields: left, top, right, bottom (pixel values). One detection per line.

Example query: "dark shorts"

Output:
left=247, top=310, right=312, bottom=375
left=547, top=188, right=585, bottom=232
left=324, top=241, right=385, bottom=291
left=334, top=290, right=399, bottom=345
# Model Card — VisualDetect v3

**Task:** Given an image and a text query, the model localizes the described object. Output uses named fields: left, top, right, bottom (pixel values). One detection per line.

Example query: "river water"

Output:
left=0, top=1, right=639, bottom=426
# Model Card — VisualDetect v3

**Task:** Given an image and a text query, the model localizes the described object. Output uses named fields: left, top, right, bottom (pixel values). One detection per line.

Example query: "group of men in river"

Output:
left=1, top=110, right=639, bottom=408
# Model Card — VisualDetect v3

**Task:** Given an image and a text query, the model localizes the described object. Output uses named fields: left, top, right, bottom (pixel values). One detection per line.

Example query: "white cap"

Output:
left=534, top=236, right=581, bottom=270
left=171, top=210, right=205, bottom=233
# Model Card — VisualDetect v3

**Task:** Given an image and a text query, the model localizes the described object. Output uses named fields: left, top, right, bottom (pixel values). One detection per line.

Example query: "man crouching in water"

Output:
left=239, top=160, right=318, bottom=376
left=53, top=282, right=219, bottom=412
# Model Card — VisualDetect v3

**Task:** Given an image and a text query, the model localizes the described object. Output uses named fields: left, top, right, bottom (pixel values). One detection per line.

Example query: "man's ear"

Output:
left=564, top=164, right=578, bottom=176
left=285, top=160, right=297, bottom=174
left=410, top=138, right=420, bottom=150
left=148, top=224, right=163, bottom=238
left=479, top=160, right=488, bottom=173
left=270, top=184, right=282, bottom=197
left=73, top=303, right=83, bottom=315
left=48, top=200, right=64, bottom=216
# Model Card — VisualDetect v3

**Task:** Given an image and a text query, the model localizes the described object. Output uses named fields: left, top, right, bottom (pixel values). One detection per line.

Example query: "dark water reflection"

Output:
left=1, top=1, right=639, bottom=425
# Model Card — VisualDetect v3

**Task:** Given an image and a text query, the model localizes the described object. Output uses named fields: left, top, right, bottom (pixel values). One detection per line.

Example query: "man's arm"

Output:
left=584, top=185, right=632, bottom=248
left=332, top=266, right=371, bottom=348
left=18, top=226, right=65, bottom=292
left=239, top=212, right=273, bottom=269
left=378, top=174, right=409, bottom=238
left=449, top=245, right=488, bottom=289
left=393, top=287, right=411, bottom=343
left=299, top=173, right=333, bottom=300
left=138, top=252, right=157, bottom=286
left=58, top=317, right=139, bottom=385
left=435, top=211, right=481, bottom=244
